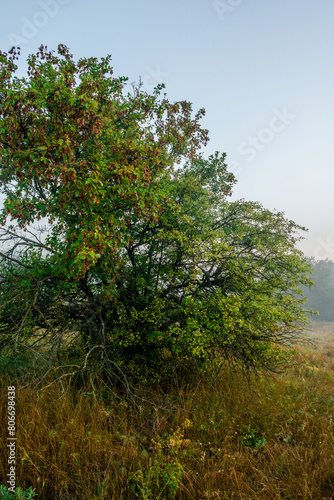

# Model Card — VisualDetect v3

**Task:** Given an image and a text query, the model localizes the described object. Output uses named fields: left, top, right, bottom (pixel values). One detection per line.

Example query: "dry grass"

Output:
left=1, top=322, right=334, bottom=499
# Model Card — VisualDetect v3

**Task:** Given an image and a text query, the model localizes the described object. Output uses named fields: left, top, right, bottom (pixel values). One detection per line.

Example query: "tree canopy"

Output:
left=0, top=45, right=313, bottom=383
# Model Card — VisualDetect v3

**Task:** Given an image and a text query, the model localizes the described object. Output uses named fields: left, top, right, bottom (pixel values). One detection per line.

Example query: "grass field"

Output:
left=1, top=322, right=334, bottom=499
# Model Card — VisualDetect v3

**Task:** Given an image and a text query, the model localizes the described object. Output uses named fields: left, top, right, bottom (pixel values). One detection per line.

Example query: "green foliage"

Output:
left=130, top=460, right=184, bottom=499
left=0, top=44, right=208, bottom=280
left=0, top=486, right=37, bottom=500
left=0, top=44, right=314, bottom=383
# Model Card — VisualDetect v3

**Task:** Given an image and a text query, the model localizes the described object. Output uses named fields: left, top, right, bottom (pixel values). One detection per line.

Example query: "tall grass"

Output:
left=1, top=322, right=334, bottom=499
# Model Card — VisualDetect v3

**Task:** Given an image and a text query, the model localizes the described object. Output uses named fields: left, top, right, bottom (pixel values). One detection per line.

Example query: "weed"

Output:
left=130, top=460, right=184, bottom=499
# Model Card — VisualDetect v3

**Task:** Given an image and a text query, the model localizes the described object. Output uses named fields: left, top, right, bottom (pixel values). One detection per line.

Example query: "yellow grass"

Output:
left=1, top=322, right=334, bottom=499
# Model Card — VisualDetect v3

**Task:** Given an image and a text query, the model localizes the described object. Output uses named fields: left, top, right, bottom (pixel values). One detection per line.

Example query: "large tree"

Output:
left=0, top=45, right=313, bottom=382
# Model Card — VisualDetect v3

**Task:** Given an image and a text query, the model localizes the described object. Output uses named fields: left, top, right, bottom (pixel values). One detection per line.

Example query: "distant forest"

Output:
left=302, top=258, right=334, bottom=321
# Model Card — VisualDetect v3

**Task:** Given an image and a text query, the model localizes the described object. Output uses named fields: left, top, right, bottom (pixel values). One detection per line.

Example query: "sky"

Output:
left=0, top=0, right=333, bottom=259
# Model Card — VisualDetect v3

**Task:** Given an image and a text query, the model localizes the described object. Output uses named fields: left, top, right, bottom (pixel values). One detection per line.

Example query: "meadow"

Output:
left=0, top=322, right=333, bottom=499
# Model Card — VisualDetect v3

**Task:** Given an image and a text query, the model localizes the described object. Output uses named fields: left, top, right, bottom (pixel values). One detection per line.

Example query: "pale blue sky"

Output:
left=1, top=0, right=334, bottom=258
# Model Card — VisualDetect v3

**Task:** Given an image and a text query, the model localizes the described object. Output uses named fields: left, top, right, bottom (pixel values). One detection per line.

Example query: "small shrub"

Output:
left=130, top=459, right=184, bottom=499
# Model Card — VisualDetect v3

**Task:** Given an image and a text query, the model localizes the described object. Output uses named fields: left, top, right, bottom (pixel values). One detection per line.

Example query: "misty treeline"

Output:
left=302, top=258, right=334, bottom=322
